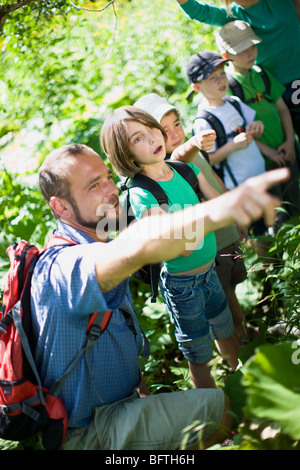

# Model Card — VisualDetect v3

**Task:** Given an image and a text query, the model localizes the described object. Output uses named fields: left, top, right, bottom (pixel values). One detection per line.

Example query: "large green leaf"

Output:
left=242, top=342, right=300, bottom=439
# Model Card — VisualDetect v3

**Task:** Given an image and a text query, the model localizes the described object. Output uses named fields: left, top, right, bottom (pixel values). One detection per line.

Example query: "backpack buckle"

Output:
left=254, top=93, right=264, bottom=102
left=88, top=324, right=102, bottom=341
left=0, top=405, right=9, bottom=415
left=0, top=312, right=14, bottom=333
left=233, top=126, right=245, bottom=136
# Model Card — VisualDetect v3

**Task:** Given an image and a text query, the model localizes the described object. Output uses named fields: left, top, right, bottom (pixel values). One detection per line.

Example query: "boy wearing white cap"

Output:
left=134, top=92, right=217, bottom=161
left=216, top=20, right=300, bottom=220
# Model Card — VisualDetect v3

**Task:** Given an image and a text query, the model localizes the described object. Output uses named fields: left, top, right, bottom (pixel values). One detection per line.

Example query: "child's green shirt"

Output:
left=129, top=163, right=217, bottom=273
left=179, top=0, right=300, bottom=85
left=228, top=66, right=286, bottom=150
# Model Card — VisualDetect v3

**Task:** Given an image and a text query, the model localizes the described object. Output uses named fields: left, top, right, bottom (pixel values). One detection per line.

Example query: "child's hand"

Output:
left=266, top=148, right=288, bottom=167
left=193, top=130, right=216, bottom=151
left=277, top=142, right=296, bottom=163
left=232, top=132, right=252, bottom=149
left=246, top=120, right=264, bottom=139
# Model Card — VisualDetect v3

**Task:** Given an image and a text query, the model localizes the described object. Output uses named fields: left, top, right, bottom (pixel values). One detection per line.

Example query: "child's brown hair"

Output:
left=100, top=106, right=167, bottom=177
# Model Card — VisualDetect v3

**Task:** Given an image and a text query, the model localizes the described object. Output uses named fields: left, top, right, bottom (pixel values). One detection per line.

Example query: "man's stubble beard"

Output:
left=70, top=195, right=120, bottom=233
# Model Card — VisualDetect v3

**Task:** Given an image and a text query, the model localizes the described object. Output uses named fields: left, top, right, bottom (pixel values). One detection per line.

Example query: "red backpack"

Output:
left=0, top=235, right=111, bottom=450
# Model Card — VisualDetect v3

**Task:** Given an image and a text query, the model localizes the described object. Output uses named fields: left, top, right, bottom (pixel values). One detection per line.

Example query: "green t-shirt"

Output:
left=129, top=163, right=217, bottom=273
left=227, top=66, right=286, bottom=149
left=180, top=0, right=300, bottom=84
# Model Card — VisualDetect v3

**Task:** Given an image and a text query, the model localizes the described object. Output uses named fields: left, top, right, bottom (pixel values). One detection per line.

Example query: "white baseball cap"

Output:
left=134, top=93, right=176, bottom=123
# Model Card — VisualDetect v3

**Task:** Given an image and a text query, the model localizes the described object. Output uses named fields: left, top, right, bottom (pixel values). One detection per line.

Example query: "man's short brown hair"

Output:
left=39, top=144, right=98, bottom=218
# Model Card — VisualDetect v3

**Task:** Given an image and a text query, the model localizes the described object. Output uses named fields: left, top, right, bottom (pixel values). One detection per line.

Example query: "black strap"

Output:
left=228, top=66, right=272, bottom=105
left=130, top=173, right=168, bottom=206
left=166, top=160, right=204, bottom=201
left=194, top=99, right=246, bottom=187
left=50, top=310, right=111, bottom=400
left=130, top=161, right=203, bottom=205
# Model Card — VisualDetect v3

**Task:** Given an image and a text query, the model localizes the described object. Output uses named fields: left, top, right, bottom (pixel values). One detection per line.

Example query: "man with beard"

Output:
left=32, top=143, right=288, bottom=450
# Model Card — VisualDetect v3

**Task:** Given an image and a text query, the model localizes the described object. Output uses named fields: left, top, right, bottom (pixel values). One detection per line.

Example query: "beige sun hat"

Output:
left=215, top=20, right=262, bottom=55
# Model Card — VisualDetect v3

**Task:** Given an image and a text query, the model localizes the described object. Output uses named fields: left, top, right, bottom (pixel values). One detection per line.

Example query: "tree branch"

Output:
left=68, top=0, right=116, bottom=12
left=0, top=0, right=36, bottom=30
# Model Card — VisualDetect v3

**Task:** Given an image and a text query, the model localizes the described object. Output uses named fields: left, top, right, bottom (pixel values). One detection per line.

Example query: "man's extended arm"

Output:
left=95, top=168, right=289, bottom=292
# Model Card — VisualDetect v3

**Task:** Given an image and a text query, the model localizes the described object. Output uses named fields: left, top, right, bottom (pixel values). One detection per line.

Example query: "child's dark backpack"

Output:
left=120, top=161, right=204, bottom=302
left=0, top=235, right=112, bottom=450
left=228, top=65, right=272, bottom=105
left=194, top=96, right=247, bottom=187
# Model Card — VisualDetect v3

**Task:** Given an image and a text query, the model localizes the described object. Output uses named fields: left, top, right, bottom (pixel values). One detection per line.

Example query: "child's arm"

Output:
left=245, top=120, right=264, bottom=139
left=197, top=171, right=221, bottom=200
left=275, top=97, right=296, bottom=163
left=208, top=120, right=263, bottom=167
left=170, top=130, right=216, bottom=163
left=212, top=170, right=228, bottom=192
left=255, top=140, right=287, bottom=167
left=208, top=132, right=253, bottom=166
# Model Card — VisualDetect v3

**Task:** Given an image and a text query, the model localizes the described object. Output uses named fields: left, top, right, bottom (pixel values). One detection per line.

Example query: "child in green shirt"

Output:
left=134, top=93, right=248, bottom=344
left=101, top=105, right=240, bottom=389
left=176, top=0, right=300, bottom=143
left=215, top=20, right=300, bottom=221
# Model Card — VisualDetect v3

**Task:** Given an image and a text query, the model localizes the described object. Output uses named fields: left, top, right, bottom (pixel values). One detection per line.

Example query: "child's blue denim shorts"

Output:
left=160, top=263, right=233, bottom=364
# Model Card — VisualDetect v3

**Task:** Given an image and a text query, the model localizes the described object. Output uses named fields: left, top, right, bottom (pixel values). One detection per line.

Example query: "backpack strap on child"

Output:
left=194, top=97, right=245, bottom=187
left=228, top=65, right=272, bottom=104
left=166, top=160, right=204, bottom=201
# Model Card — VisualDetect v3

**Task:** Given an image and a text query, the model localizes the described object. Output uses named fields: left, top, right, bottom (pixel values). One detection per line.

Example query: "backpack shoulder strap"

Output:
left=122, top=176, right=167, bottom=303
left=195, top=109, right=227, bottom=148
left=196, top=104, right=241, bottom=188
left=49, top=309, right=112, bottom=400
left=166, top=160, right=204, bottom=201
left=226, top=95, right=246, bottom=118
left=228, top=74, right=245, bottom=101
left=254, top=65, right=271, bottom=95
left=130, top=173, right=168, bottom=207
left=226, top=97, right=247, bottom=132
left=229, top=66, right=272, bottom=104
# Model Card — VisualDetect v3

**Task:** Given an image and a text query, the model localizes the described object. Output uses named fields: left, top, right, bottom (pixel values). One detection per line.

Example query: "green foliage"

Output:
left=266, top=218, right=300, bottom=329
left=223, top=342, right=300, bottom=450
left=1, top=0, right=218, bottom=155
left=0, top=168, right=55, bottom=280
left=243, top=342, right=300, bottom=440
